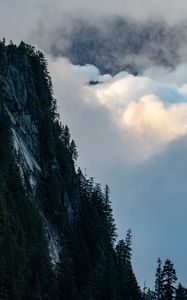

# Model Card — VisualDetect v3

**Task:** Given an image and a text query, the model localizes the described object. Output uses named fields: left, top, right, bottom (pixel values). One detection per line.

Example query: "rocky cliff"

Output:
left=0, top=40, right=141, bottom=300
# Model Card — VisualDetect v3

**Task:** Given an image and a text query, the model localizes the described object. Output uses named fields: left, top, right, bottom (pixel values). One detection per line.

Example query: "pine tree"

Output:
left=161, top=259, right=177, bottom=300
left=125, top=229, right=132, bottom=262
left=62, top=125, right=71, bottom=148
left=155, top=258, right=163, bottom=300
left=69, top=139, right=78, bottom=161
left=116, top=231, right=141, bottom=300
left=103, top=185, right=117, bottom=244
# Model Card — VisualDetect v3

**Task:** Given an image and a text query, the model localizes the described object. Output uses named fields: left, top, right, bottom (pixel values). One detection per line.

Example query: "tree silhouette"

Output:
left=162, top=259, right=177, bottom=300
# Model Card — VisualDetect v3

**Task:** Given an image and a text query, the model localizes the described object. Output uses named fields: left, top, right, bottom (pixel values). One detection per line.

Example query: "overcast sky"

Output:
left=1, top=0, right=187, bottom=288
left=2, top=0, right=187, bottom=42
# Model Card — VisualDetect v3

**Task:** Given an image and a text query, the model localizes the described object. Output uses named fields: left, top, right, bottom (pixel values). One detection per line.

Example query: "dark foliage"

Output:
left=0, top=118, right=59, bottom=300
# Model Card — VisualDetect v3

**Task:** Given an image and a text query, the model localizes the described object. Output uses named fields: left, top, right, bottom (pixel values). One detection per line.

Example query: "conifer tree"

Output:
left=116, top=230, right=141, bottom=300
left=103, top=185, right=117, bottom=244
left=161, top=259, right=177, bottom=300
left=69, top=139, right=78, bottom=161
left=155, top=258, right=163, bottom=300
left=62, top=125, right=71, bottom=148
left=125, top=229, right=132, bottom=262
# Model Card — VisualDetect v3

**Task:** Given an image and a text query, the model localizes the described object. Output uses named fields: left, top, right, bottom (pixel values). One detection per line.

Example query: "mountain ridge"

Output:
left=0, top=40, right=141, bottom=300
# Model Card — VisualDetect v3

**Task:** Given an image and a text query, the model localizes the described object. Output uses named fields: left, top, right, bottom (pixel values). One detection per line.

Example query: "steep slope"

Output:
left=0, top=40, right=141, bottom=300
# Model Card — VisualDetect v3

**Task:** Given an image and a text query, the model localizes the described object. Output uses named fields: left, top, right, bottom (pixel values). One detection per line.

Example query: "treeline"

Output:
left=143, top=258, right=187, bottom=300
left=0, top=39, right=142, bottom=300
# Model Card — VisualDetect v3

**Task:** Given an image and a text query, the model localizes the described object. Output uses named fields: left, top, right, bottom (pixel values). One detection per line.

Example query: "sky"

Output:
left=1, top=0, right=187, bottom=288
left=49, top=59, right=187, bottom=288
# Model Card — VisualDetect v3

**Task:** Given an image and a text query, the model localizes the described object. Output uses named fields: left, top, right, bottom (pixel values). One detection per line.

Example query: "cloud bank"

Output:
left=86, top=71, right=187, bottom=158
left=48, top=56, right=187, bottom=286
left=50, top=57, right=187, bottom=161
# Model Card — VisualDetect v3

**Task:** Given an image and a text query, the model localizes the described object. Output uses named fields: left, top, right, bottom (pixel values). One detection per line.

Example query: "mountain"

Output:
left=0, top=40, right=142, bottom=300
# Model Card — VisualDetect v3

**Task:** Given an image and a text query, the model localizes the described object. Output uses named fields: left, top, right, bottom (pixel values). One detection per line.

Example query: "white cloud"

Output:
left=77, top=68, right=187, bottom=159
left=49, top=57, right=187, bottom=162
left=48, top=56, right=187, bottom=165
left=48, top=55, right=187, bottom=287
left=122, top=95, right=187, bottom=138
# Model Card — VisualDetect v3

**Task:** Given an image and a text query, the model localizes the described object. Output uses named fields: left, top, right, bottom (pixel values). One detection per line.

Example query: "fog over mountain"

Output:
left=31, top=16, right=187, bottom=75
left=1, top=0, right=187, bottom=289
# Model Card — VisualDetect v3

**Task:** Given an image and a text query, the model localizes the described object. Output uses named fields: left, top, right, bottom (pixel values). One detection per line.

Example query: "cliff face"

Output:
left=0, top=42, right=80, bottom=267
left=0, top=41, right=82, bottom=299
left=0, top=41, right=141, bottom=300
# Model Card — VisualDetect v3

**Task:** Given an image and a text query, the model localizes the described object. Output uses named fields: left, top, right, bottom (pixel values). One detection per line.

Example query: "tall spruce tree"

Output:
left=116, top=230, right=142, bottom=300
left=155, top=258, right=163, bottom=300
left=161, top=259, right=177, bottom=300
left=103, top=185, right=117, bottom=245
